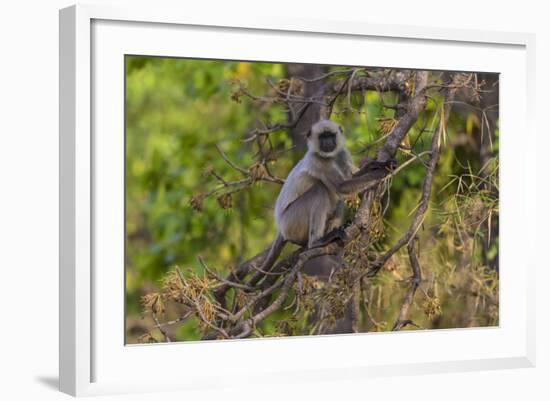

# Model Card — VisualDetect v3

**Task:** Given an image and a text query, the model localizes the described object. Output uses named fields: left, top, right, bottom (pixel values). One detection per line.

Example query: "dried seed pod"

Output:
left=276, top=78, right=290, bottom=94
left=276, top=78, right=304, bottom=97
left=202, top=165, right=214, bottom=177
left=217, top=193, right=233, bottom=210
left=137, top=332, right=158, bottom=344
left=377, top=117, right=398, bottom=135
left=189, top=193, right=206, bottom=212
left=249, top=162, right=268, bottom=182
left=163, top=267, right=186, bottom=303
left=404, top=74, right=416, bottom=97
left=140, top=292, right=165, bottom=316
left=230, top=80, right=247, bottom=103
left=422, top=296, right=442, bottom=319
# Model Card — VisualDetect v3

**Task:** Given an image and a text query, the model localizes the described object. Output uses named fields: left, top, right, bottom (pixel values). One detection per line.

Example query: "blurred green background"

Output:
left=125, top=56, right=499, bottom=343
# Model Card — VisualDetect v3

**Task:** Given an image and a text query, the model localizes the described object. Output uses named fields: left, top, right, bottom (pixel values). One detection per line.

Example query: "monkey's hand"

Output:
left=310, top=226, right=348, bottom=249
left=353, top=159, right=396, bottom=179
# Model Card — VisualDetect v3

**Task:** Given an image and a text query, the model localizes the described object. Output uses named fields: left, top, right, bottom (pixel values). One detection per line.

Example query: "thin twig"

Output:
left=198, top=256, right=259, bottom=292
left=152, top=311, right=172, bottom=342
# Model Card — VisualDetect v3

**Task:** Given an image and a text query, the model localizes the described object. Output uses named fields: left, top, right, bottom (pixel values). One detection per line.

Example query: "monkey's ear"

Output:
left=305, top=129, right=311, bottom=138
left=339, top=125, right=344, bottom=134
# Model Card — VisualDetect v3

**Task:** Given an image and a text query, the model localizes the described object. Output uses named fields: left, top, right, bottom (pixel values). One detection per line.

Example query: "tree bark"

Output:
left=286, top=63, right=326, bottom=154
left=477, top=73, right=499, bottom=271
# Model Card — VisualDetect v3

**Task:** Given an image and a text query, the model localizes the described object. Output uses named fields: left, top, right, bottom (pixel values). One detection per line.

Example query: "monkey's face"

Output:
left=308, top=120, right=344, bottom=157
left=318, top=131, right=337, bottom=153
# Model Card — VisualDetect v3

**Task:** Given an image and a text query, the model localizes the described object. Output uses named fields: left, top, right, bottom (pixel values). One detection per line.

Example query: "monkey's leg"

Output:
left=253, top=185, right=331, bottom=310
left=310, top=227, right=348, bottom=248
left=248, top=186, right=320, bottom=288
left=303, top=184, right=333, bottom=249
left=302, top=185, right=339, bottom=278
left=310, top=200, right=347, bottom=248
left=326, top=199, right=345, bottom=231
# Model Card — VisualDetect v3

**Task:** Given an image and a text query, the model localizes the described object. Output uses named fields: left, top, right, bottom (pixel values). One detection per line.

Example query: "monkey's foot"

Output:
left=311, top=227, right=348, bottom=248
left=387, top=158, right=397, bottom=171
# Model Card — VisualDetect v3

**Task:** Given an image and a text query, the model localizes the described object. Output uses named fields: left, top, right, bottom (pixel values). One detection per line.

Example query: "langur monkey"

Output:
left=258, top=120, right=394, bottom=277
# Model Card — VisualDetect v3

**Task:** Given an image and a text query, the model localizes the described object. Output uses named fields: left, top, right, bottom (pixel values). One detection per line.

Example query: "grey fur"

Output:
left=261, top=119, right=389, bottom=273
left=275, top=120, right=354, bottom=247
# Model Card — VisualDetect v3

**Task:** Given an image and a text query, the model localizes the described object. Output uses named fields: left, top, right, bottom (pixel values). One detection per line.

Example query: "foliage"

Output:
left=125, top=56, right=499, bottom=343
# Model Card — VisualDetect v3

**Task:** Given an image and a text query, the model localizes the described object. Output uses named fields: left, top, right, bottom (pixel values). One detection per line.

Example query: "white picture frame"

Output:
left=59, top=3, right=536, bottom=397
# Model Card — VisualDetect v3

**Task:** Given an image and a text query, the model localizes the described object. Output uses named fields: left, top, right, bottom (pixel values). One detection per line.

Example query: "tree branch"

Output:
left=147, top=71, right=479, bottom=341
left=368, top=73, right=462, bottom=276
left=392, top=237, right=422, bottom=331
left=376, top=71, right=429, bottom=162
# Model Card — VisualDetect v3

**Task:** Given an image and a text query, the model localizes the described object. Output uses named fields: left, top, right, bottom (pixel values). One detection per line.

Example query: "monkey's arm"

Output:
left=336, top=160, right=395, bottom=195
left=352, top=159, right=396, bottom=178
left=276, top=167, right=317, bottom=215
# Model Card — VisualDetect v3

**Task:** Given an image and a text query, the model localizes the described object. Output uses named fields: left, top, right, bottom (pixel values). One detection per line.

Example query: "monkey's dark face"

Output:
left=307, top=120, right=345, bottom=157
left=318, top=131, right=337, bottom=153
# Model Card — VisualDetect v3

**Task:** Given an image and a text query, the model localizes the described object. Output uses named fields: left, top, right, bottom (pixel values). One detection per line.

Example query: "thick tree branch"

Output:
left=376, top=71, right=429, bottom=162
left=146, top=71, right=482, bottom=341
left=324, top=70, right=411, bottom=96
left=368, top=73, right=462, bottom=276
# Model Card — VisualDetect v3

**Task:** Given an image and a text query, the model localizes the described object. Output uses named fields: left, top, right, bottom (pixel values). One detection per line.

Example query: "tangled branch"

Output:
left=141, top=69, right=490, bottom=340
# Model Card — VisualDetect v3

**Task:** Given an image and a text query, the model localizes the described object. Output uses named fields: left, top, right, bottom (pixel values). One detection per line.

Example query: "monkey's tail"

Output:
left=249, top=233, right=286, bottom=287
